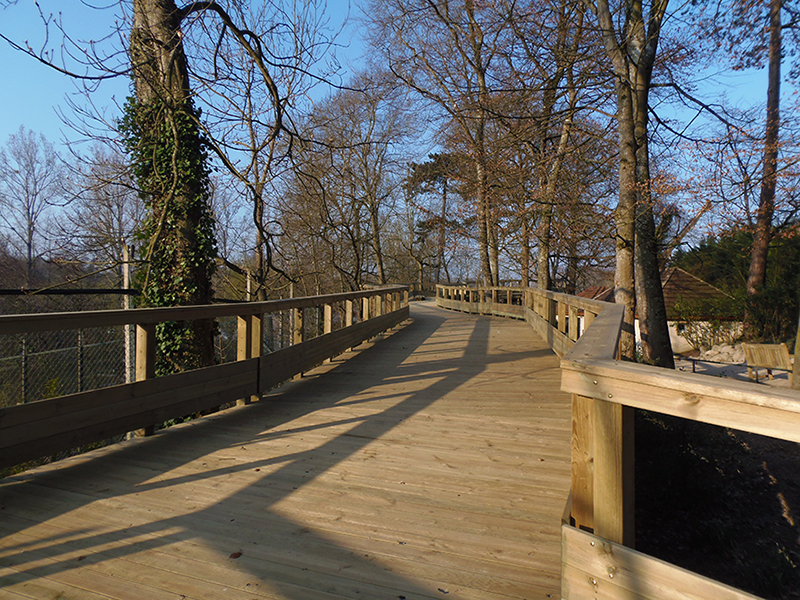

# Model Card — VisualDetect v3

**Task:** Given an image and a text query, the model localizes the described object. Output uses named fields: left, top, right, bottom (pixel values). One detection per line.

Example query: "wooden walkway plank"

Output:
left=0, top=302, right=571, bottom=600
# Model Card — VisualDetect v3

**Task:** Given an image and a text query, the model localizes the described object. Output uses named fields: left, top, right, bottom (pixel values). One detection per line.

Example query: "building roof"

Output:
left=576, top=285, right=615, bottom=302
left=660, top=267, right=732, bottom=319
left=576, top=268, right=733, bottom=320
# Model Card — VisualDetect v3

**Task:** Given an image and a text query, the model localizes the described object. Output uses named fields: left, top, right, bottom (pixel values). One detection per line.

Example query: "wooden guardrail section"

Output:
left=0, top=286, right=409, bottom=470
left=436, top=284, right=800, bottom=600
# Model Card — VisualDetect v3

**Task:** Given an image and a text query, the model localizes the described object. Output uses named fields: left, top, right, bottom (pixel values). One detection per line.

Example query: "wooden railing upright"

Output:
left=436, top=283, right=799, bottom=600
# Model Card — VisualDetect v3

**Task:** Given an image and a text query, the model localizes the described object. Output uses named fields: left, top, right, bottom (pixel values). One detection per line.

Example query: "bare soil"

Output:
left=636, top=410, right=800, bottom=599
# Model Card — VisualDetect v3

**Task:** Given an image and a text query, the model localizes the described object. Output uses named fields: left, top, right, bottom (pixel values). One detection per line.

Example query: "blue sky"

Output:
left=0, top=1, right=361, bottom=151
left=0, top=1, right=129, bottom=148
left=0, top=1, right=780, bottom=155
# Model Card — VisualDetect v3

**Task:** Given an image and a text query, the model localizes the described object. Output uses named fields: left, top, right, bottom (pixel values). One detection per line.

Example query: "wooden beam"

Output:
left=133, top=324, right=155, bottom=437
left=592, top=399, right=634, bottom=547
left=571, top=394, right=594, bottom=532
left=362, top=296, right=370, bottom=321
left=562, top=525, right=761, bottom=600
left=0, top=286, right=409, bottom=334
left=236, top=314, right=262, bottom=406
left=293, top=306, right=304, bottom=379
left=345, top=299, right=354, bottom=327
left=558, top=301, right=568, bottom=333
left=569, top=305, right=579, bottom=341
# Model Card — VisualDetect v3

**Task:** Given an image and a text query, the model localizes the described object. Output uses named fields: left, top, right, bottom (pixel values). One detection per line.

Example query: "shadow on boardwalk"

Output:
left=0, top=302, right=569, bottom=599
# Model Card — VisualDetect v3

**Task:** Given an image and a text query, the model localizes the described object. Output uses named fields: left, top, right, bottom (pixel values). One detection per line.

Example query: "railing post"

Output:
left=323, top=302, right=333, bottom=362
left=362, top=295, right=370, bottom=321
left=593, top=400, right=635, bottom=547
left=569, top=305, right=579, bottom=341
left=293, top=306, right=304, bottom=379
left=345, top=299, right=354, bottom=327
left=558, top=301, right=568, bottom=334
left=134, top=323, right=156, bottom=437
left=507, top=289, right=512, bottom=305
left=237, top=313, right=262, bottom=405
left=548, top=297, right=558, bottom=327
left=324, top=303, right=333, bottom=334
left=571, top=394, right=594, bottom=532
left=403, top=289, right=409, bottom=307
left=491, top=288, right=498, bottom=304
left=584, top=311, right=596, bottom=336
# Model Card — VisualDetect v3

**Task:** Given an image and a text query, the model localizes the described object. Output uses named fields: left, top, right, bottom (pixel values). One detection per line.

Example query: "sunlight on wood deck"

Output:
left=0, top=301, right=571, bottom=600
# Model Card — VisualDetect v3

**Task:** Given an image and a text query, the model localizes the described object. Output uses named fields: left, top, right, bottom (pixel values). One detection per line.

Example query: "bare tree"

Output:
left=279, top=72, right=410, bottom=292
left=183, top=0, right=338, bottom=300
left=0, top=126, right=65, bottom=286
left=54, top=145, right=143, bottom=268
left=584, top=0, right=674, bottom=365
left=366, top=0, right=506, bottom=285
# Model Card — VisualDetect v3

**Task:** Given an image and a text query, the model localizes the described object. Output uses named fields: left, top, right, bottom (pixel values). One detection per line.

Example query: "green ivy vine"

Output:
left=120, top=96, right=218, bottom=375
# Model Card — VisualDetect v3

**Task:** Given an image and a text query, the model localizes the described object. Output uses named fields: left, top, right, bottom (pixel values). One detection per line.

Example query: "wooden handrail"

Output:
left=436, top=284, right=794, bottom=600
left=0, top=286, right=409, bottom=471
left=0, top=286, right=408, bottom=334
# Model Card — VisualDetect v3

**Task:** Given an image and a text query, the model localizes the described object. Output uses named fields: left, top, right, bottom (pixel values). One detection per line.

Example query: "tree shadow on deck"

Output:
left=0, top=303, right=564, bottom=599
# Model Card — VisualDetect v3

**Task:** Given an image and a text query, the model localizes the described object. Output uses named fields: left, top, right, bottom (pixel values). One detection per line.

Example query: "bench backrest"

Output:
left=742, top=343, right=793, bottom=370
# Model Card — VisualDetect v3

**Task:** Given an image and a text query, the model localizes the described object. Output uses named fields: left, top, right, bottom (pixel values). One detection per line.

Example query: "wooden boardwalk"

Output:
left=0, top=301, right=571, bottom=600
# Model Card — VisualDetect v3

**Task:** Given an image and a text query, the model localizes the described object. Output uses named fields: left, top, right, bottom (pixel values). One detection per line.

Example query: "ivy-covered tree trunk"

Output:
left=123, top=0, right=217, bottom=374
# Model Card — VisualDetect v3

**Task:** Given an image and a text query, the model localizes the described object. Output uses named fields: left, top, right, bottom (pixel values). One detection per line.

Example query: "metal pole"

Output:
left=77, top=329, right=84, bottom=392
left=20, top=335, right=27, bottom=404
left=123, top=244, right=133, bottom=384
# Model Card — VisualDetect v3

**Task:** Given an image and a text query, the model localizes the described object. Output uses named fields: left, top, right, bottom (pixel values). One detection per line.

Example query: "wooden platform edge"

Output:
left=561, top=525, right=763, bottom=600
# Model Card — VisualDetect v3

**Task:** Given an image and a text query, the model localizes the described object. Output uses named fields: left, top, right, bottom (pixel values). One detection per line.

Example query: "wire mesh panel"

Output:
left=215, top=316, right=238, bottom=364
left=0, top=325, right=130, bottom=408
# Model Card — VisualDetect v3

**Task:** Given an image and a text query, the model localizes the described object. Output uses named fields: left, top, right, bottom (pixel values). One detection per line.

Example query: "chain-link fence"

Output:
left=0, top=294, right=131, bottom=409
left=0, top=326, right=133, bottom=408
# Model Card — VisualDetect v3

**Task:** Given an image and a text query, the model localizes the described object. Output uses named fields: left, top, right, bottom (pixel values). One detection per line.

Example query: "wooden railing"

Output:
left=0, top=286, right=409, bottom=471
left=437, top=284, right=800, bottom=600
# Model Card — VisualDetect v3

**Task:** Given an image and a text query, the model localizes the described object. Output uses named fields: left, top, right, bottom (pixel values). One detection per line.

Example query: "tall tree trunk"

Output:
left=633, top=55, right=673, bottom=368
left=746, top=0, right=781, bottom=334
left=369, top=205, right=386, bottom=284
left=253, top=183, right=268, bottom=302
left=475, top=159, right=493, bottom=286
left=488, top=212, right=500, bottom=285
left=436, top=178, right=448, bottom=285
left=593, top=0, right=669, bottom=362
left=535, top=2, right=583, bottom=293
left=537, top=210, right=552, bottom=290
left=613, top=87, right=638, bottom=360
left=128, top=0, right=216, bottom=373
left=520, top=214, right=530, bottom=287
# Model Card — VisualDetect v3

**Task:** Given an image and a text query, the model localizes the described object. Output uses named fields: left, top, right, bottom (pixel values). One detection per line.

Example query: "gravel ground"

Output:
left=675, top=356, right=794, bottom=388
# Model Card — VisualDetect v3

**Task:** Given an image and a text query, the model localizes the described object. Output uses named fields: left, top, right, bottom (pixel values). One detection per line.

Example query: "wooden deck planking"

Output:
left=0, top=301, right=571, bottom=600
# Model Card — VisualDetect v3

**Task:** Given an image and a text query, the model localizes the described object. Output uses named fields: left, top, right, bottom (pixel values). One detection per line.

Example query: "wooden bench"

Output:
left=743, top=343, right=794, bottom=385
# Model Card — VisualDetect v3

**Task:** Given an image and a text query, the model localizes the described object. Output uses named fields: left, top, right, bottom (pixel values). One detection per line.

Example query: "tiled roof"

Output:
left=576, top=268, right=733, bottom=319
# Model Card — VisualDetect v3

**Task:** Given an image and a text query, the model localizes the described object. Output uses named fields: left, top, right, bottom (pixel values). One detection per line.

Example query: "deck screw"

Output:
left=590, top=541, right=595, bottom=547
left=607, top=566, right=616, bottom=578
left=593, top=380, right=598, bottom=385
left=608, top=393, right=613, bottom=399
